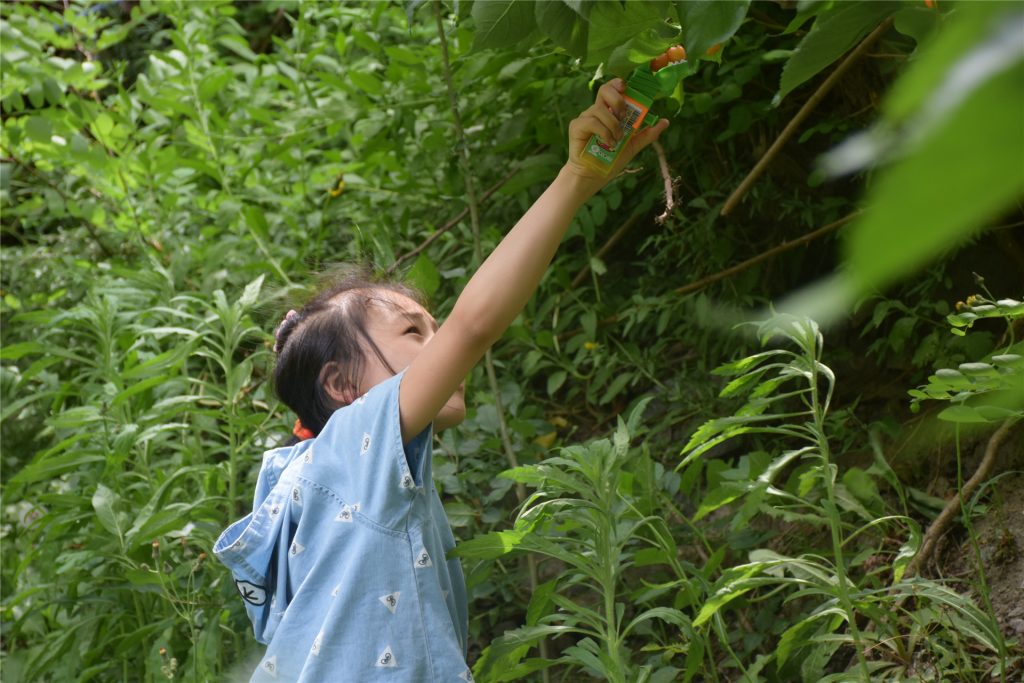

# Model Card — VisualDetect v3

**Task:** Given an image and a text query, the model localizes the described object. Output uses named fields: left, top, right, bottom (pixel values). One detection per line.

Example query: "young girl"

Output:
left=214, top=79, right=669, bottom=682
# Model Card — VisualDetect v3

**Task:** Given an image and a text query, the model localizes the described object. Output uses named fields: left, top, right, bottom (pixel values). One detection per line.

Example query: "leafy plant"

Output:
left=679, top=315, right=1012, bottom=681
left=455, top=403, right=702, bottom=683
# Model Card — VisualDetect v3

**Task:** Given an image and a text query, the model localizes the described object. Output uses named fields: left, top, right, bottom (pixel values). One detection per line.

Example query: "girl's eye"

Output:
left=404, top=326, right=419, bottom=335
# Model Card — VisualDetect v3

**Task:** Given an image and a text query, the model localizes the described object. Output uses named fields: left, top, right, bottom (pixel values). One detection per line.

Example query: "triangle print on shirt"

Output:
left=379, top=591, right=400, bottom=614
left=375, top=645, right=397, bottom=668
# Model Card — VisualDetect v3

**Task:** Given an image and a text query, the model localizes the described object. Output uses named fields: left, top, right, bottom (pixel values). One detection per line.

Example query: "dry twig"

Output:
left=904, top=417, right=1019, bottom=579
left=653, top=140, right=676, bottom=224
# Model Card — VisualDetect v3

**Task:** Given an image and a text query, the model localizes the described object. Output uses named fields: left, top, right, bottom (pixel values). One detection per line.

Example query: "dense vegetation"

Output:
left=2, top=1, right=1022, bottom=681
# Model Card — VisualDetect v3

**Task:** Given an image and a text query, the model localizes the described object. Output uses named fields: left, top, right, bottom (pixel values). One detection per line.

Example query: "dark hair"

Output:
left=272, top=267, right=424, bottom=436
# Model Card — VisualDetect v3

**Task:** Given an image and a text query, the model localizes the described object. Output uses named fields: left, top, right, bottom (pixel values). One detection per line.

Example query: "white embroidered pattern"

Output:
left=401, top=473, right=415, bottom=489
left=331, top=584, right=340, bottom=598
left=379, top=591, right=400, bottom=614
left=414, top=548, right=432, bottom=568
left=303, top=446, right=314, bottom=464
left=360, top=433, right=372, bottom=455
left=375, top=645, right=397, bottom=668
left=335, top=504, right=354, bottom=522
left=261, top=655, right=278, bottom=678
left=459, top=669, right=475, bottom=682
left=289, top=540, right=305, bottom=557
left=311, top=630, right=323, bottom=656
left=291, top=487, right=302, bottom=505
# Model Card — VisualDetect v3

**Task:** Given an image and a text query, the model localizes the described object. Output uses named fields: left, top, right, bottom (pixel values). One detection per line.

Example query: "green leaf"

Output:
left=777, top=1, right=899, bottom=103
left=534, top=1, right=590, bottom=58
left=407, top=253, right=440, bottom=298
left=110, top=375, right=169, bottom=408
left=350, top=70, right=384, bottom=96
left=893, top=6, right=942, bottom=48
left=585, top=1, right=666, bottom=66
left=472, top=1, right=537, bottom=51
left=547, top=370, right=567, bottom=395
left=449, top=529, right=527, bottom=560
left=937, top=404, right=989, bottom=424
left=239, top=274, right=265, bottom=308
left=92, top=484, right=123, bottom=541
left=25, top=115, right=51, bottom=143
left=843, top=61, right=1024, bottom=293
left=676, top=0, right=751, bottom=60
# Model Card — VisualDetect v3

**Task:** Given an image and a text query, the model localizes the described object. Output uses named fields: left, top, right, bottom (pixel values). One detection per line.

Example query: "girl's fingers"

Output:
left=596, top=78, right=626, bottom=118
left=571, top=111, right=618, bottom=146
left=591, top=106, right=622, bottom=141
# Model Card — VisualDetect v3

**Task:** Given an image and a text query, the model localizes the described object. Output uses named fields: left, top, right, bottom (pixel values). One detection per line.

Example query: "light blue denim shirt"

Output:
left=214, top=372, right=471, bottom=682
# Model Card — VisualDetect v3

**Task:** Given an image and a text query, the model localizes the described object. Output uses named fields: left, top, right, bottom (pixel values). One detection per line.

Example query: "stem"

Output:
left=674, top=212, right=860, bottom=296
left=954, top=424, right=1008, bottom=682
left=808, top=344, right=870, bottom=679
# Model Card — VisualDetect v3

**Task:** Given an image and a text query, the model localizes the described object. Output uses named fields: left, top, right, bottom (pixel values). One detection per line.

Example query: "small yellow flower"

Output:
left=955, top=301, right=965, bottom=311
left=966, top=294, right=979, bottom=306
left=583, top=341, right=598, bottom=351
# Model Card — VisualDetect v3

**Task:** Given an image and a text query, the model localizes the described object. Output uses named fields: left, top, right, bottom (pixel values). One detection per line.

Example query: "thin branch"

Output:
left=674, top=212, right=860, bottom=296
left=386, top=161, right=532, bottom=275
left=570, top=210, right=643, bottom=290
left=721, top=16, right=895, bottom=216
left=1, top=146, right=115, bottom=258
left=904, top=418, right=1019, bottom=579
left=434, top=3, right=547, bottom=672
left=653, top=141, right=675, bottom=224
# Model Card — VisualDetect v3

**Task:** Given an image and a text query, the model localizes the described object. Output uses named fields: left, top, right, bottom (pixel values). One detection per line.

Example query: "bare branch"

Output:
left=721, top=17, right=894, bottom=216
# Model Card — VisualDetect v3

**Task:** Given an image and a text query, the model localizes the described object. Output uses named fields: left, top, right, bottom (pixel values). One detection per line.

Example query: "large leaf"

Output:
left=472, top=0, right=537, bottom=51
left=777, top=1, right=900, bottom=103
left=676, top=0, right=751, bottom=60
left=585, top=0, right=668, bottom=65
left=843, top=60, right=1024, bottom=292
left=534, top=1, right=590, bottom=59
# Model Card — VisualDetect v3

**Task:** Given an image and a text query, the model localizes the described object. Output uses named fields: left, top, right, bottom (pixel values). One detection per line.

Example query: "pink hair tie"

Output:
left=273, top=309, right=300, bottom=353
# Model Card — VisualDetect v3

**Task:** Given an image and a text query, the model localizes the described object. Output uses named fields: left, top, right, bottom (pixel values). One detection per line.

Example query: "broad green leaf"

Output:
left=535, top=1, right=589, bottom=58
left=893, top=5, right=942, bottom=48
left=471, top=1, right=537, bottom=51
left=778, top=1, right=899, bottom=103
left=585, top=1, right=666, bottom=66
left=843, top=62, right=1024, bottom=293
left=676, top=0, right=751, bottom=60
left=886, top=2, right=1014, bottom=122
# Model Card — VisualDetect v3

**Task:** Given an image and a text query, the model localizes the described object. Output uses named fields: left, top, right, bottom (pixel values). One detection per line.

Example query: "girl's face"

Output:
left=353, top=290, right=466, bottom=431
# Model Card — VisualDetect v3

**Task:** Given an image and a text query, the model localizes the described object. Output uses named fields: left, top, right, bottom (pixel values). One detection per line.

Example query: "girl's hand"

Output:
left=564, top=78, right=670, bottom=192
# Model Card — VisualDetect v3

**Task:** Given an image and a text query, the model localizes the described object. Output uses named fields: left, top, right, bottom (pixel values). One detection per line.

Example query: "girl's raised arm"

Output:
left=399, top=79, right=670, bottom=443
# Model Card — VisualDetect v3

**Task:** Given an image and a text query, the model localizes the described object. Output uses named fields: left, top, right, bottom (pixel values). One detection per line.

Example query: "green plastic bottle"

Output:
left=579, top=60, right=690, bottom=176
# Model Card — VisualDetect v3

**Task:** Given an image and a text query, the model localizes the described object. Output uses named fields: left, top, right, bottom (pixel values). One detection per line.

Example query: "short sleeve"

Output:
left=302, top=370, right=432, bottom=530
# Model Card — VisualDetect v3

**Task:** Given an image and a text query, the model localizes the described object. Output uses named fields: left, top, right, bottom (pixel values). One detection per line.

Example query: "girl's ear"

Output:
left=320, top=361, right=358, bottom=406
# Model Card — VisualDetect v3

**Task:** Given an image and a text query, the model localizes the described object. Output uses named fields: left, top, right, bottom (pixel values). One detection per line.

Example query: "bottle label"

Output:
left=584, top=95, right=649, bottom=165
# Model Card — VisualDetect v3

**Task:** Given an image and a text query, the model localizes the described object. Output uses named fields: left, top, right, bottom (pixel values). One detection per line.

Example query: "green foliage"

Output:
left=457, top=404, right=702, bottom=682
left=2, top=0, right=1020, bottom=681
